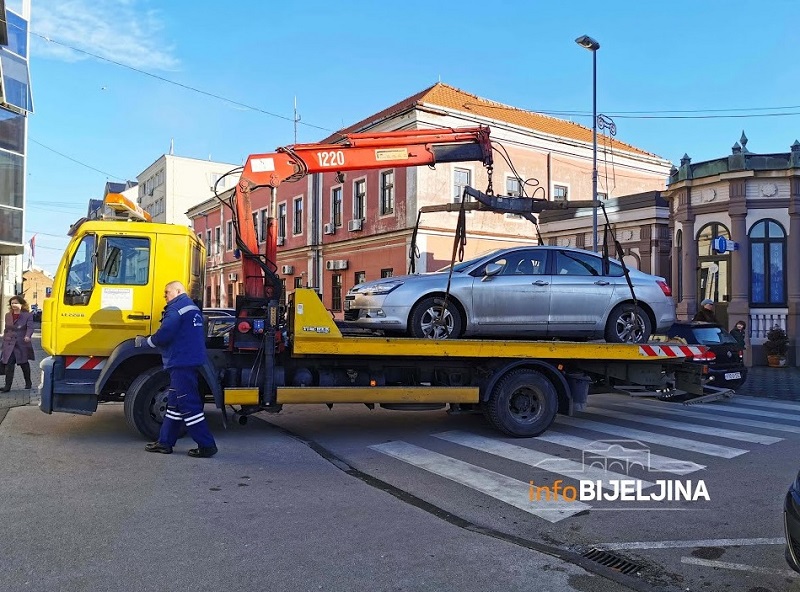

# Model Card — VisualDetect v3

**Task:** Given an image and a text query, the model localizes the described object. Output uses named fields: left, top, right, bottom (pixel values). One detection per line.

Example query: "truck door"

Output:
left=56, top=233, right=155, bottom=357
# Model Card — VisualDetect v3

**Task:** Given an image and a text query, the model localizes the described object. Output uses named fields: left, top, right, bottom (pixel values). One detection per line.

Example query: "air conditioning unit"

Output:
left=323, top=223, right=335, bottom=235
left=281, top=265, right=294, bottom=275
left=347, top=219, right=363, bottom=232
left=228, top=272, right=238, bottom=281
left=324, top=260, right=348, bottom=271
left=276, top=236, right=285, bottom=246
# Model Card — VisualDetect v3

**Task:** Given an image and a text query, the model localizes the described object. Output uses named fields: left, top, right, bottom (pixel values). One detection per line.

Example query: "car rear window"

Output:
left=688, top=327, right=738, bottom=345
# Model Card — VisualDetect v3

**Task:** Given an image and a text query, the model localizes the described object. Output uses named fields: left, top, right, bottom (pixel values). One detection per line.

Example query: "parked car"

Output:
left=785, top=470, right=800, bottom=573
left=31, top=305, right=42, bottom=322
left=202, top=307, right=235, bottom=345
left=655, top=321, right=747, bottom=390
left=344, top=246, right=675, bottom=342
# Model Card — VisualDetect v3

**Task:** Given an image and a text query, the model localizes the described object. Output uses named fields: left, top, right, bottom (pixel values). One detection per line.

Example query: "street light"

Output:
left=575, top=34, right=600, bottom=252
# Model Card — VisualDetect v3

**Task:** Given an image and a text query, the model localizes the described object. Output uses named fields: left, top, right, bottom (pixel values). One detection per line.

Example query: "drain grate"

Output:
left=582, top=548, right=643, bottom=575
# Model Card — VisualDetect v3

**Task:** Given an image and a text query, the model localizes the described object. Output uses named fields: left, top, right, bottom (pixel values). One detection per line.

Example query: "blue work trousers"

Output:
left=158, top=367, right=216, bottom=448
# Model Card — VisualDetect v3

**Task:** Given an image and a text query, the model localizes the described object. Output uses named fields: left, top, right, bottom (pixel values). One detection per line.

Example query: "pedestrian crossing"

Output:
left=368, top=395, right=800, bottom=523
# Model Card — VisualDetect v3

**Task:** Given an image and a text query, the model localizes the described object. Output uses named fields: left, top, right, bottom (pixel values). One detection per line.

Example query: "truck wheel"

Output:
left=124, top=366, right=171, bottom=441
left=604, top=303, right=652, bottom=343
left=409, top=296, right=463, bottom=339
left=485, top=369, right=557, bottom=437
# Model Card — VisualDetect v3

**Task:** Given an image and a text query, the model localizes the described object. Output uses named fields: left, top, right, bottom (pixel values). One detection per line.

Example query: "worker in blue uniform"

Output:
left=137, top=280, right=218, bottom=458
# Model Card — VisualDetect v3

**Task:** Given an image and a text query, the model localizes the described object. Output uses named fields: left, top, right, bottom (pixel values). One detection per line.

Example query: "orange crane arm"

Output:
left=232, top=126, right=492, bottom=299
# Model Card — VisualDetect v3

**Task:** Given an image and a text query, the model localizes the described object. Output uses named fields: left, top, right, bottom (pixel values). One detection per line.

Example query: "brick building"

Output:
left=189, top=83, right=671, bottom=316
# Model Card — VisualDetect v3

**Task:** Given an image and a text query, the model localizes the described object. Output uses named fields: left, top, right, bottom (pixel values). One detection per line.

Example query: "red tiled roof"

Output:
left=321, top=82, right=658, bottom=159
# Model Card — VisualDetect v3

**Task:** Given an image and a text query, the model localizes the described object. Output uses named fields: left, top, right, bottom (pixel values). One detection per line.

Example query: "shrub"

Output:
left=764, top=326, right=789, bottom=357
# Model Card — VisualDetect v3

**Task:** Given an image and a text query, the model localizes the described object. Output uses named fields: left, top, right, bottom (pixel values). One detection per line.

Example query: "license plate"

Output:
left=344, top=300, right=351, bottom=310
left=724, top=372, right=741, bottom=380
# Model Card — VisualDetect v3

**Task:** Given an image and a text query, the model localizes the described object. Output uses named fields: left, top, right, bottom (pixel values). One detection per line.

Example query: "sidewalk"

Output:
left=0, top=325, right=42, bottom=410
left=738, top=365, right=800, bottom=400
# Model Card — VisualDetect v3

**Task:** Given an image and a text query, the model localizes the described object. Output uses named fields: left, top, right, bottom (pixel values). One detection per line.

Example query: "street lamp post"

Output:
left=575, top=34, right=600, bottom=252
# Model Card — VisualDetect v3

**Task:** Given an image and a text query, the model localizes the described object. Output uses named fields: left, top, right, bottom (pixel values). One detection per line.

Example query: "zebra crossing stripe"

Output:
left=613, top=401, right=800, bottom=435
left=534, top=431, right=705, bottom=475
left=433, top=431, right=654, bottom=490
left=555, top=416, right=748, bottom=458
left=370, top=441, right=590, bottom=523
left=582, top=407, right=782, bottom=445
left=724, top=397, right=800, bottom=412
left=680, top=403, right=800, bottom=421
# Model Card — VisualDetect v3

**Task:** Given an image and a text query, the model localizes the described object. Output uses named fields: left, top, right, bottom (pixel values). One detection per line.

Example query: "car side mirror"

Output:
left=483, top=263, right=503, bottom=279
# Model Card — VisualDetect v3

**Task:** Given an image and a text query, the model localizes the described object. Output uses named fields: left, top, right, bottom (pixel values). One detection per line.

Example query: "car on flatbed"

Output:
left=344, top=245, right=675, bottom=343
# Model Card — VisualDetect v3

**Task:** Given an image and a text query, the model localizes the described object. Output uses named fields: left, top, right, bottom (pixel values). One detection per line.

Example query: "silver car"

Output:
left=343, top=246, right=675, bottom=342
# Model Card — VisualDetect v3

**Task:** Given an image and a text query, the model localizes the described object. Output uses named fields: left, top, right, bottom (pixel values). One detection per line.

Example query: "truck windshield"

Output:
left=64, top=234, right=96, bottom=306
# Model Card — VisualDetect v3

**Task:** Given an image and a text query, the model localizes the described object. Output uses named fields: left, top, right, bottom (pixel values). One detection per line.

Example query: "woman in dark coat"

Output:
left=1, top=295, right=34, bottom=391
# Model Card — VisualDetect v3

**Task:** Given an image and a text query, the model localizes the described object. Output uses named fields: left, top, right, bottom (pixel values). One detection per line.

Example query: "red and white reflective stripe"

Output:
left=64, top=356, right=107, bottom=370
left=638, top=345, right=705, bottom=358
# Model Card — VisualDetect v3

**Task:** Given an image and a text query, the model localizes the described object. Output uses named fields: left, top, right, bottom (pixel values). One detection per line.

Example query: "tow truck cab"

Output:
left=40, top=204, right=205, bottom=417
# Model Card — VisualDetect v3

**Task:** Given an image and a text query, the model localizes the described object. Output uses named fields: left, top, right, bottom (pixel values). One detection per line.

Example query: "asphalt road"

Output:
left=0, top=403, right=638, bottom=592
left=257, top=393, right=800, bottom=592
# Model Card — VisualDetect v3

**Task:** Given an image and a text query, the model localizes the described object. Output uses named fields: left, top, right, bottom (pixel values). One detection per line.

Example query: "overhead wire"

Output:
left=29, top=29, right=334, bottom=132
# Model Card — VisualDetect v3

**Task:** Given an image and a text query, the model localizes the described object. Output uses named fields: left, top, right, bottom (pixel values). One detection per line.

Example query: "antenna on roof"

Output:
left=294, top=96, right=301, bottom=144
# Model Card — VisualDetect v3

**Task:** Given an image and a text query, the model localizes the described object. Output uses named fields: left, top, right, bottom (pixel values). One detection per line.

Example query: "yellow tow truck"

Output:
left=39, top=127, right=709, bottom=440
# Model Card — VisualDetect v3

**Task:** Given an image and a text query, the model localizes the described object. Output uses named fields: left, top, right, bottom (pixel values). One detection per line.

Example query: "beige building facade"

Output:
left=664, top=134, right=800, bottom=366
left=188, top=83, right=672, bottom=316
left=138, top=155, right=239, bottom=226
left=21, top=267, right=52, bottom=309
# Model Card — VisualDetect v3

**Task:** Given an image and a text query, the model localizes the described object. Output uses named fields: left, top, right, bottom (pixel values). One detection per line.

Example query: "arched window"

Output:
left=749, top=219, right=786, bottom=305
left=676, top=229, right=683, bottom=302
left=696, top=223, right=731, bottom=305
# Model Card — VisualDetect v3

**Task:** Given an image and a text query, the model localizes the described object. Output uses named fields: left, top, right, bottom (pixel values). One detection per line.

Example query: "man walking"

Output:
left=137, top=281, right=218, bottom=458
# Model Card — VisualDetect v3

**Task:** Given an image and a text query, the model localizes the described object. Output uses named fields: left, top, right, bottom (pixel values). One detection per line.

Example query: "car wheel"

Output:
left=409, top=296, right=463, bottom=339
left=605, top=303, right=652, bottom=343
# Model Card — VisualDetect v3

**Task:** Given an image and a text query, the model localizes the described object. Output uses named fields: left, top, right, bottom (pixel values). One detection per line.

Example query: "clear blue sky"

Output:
left=25, top=0, right=800, bottom=274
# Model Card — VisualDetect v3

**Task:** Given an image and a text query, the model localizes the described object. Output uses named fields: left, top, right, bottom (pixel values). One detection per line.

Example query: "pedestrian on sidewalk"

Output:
left=136, top=280, right=218, bottom=458
left=730, top=320, right=747, bottom=349
left=692, top=299, right=719, bottom=323
left=0, top=295, right=34, bottom=392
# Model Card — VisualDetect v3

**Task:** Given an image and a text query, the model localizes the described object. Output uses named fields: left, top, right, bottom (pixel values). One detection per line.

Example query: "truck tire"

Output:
left=485, top=369, right=558, bottom=437
left=124, top=366, right=171, bottom=441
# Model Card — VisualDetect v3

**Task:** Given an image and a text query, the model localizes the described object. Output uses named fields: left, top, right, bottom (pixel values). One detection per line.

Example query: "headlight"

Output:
left=793, top=470, right=800, bottom=494
left=363, top=281, right=404, bottom=296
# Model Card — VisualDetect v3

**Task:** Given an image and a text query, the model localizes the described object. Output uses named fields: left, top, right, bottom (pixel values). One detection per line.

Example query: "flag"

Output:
left=28, top=234, right=36, bottom=269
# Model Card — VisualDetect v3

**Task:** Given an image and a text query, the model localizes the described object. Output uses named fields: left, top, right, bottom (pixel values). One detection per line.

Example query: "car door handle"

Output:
left=532, top=280, right=550, bottom=286
left=594, top=280, right=610, bottom=286
left=128, top=314, right=151, bottom=320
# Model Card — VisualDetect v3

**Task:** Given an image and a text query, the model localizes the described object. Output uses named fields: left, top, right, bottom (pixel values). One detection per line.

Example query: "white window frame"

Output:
left=504, top=175, right=524, bottom=220
left=352, top=177, right=367, bottom=220
left=552, top=182, right=570, bottom=203
left=331, top=185, right=343, bottom=227
left=379, top=169, right=395, bottom=217
left=453, top=166, right=474, bottom=204
left=259, top=209, right=268, bottom=243
left=293, top=196, right=303, bottom=235
left=277, top=201, right=287, bottom=240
